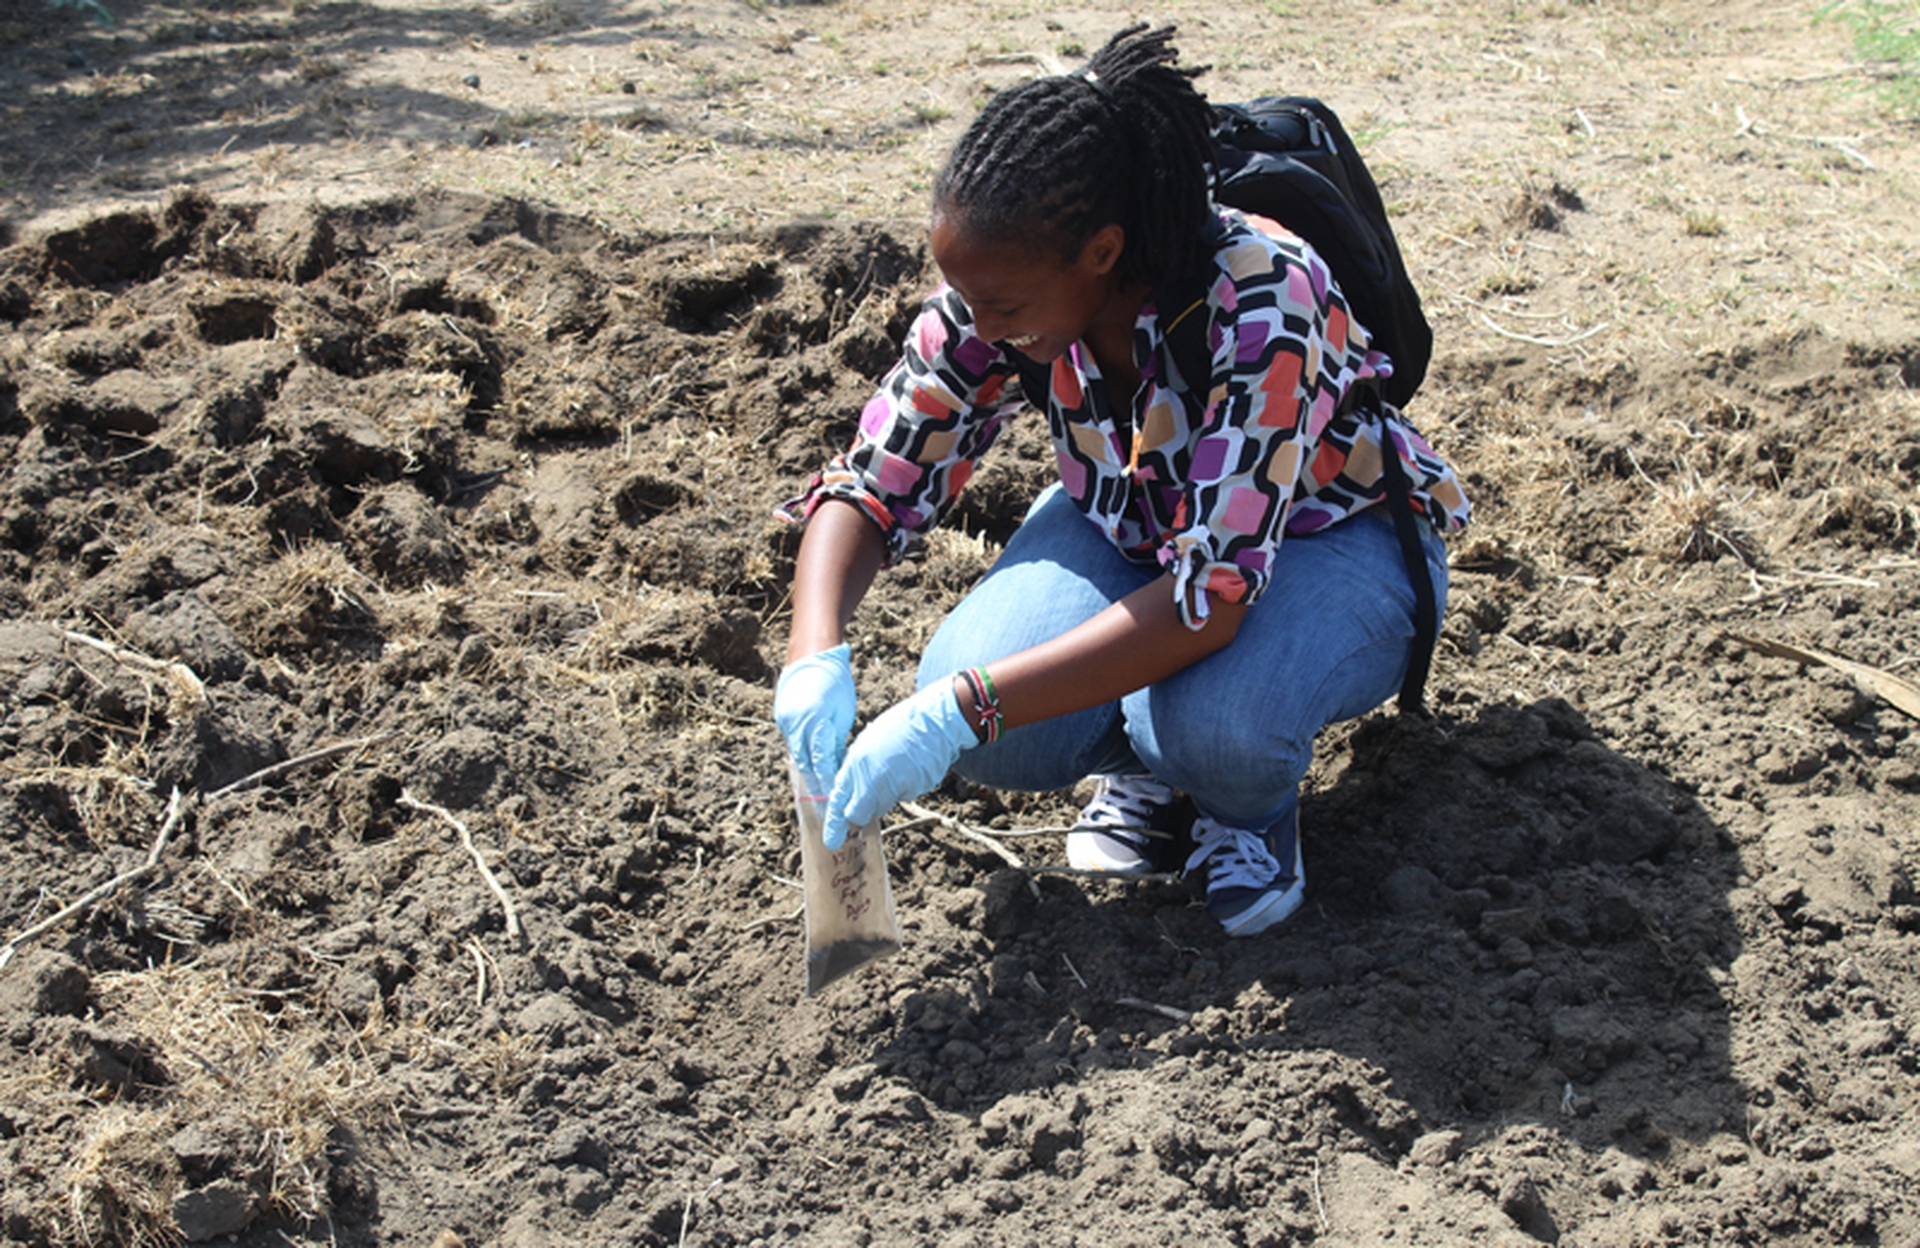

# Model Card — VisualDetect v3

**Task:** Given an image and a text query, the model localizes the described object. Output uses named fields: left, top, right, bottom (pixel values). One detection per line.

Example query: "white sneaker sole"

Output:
left=1220, top=883, right=1305, bottom=937
left=1065, top=830, right=1155, bottom=875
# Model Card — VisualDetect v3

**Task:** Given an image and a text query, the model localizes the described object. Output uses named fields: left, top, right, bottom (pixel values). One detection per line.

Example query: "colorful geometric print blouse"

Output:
left=780, top=210, right=1471, bottom=629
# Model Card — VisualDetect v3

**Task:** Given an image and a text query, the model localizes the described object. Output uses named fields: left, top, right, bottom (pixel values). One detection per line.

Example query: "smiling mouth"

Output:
left=1005, top=333, right=1040, bottom=349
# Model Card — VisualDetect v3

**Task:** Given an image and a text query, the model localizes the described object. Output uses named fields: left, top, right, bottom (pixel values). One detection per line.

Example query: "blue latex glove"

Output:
left=824, top=678, right=978, bottom=850
left=774, top=643, right=856, bottom=793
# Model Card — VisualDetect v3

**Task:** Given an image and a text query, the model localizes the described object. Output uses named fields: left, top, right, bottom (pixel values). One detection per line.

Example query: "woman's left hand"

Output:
left=824, top=679, right=978, bottom=849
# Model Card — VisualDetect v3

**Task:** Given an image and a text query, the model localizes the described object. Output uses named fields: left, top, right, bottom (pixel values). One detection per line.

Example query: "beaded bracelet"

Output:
left=960, top=667, right=1004, bottom=744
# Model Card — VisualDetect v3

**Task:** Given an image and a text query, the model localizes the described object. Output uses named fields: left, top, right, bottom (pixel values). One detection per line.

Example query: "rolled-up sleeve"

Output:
left=778, top=286, right=1027, bottom=564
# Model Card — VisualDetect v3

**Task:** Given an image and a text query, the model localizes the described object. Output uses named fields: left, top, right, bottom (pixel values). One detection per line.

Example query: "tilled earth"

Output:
left=1, top=1, right=1919, bottom=1244
left=0, top=180, right=1917, bottom=1248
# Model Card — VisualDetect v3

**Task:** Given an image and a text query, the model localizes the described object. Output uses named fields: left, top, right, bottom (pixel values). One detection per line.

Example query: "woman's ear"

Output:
left=1078, top=223, right=1126, bottom=278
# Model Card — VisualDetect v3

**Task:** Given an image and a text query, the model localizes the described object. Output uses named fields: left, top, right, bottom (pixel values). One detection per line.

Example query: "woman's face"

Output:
left=929, top=212, right=1125, bottom=364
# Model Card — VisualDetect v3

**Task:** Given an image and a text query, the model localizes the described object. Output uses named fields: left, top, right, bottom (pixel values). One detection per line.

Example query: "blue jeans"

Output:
left=917, top=484, right=1449, bottom=829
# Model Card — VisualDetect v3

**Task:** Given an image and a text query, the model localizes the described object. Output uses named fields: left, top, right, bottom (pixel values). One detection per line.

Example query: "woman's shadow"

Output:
left=869, top=694, right=1746, bottom=1235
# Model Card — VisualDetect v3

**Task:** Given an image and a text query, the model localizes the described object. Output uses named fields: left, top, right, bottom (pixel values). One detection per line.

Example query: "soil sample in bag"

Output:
left=792, top=764, right=902, bottom=995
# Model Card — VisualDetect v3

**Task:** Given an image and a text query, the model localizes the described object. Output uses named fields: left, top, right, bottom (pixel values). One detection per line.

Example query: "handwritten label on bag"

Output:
left=791, top=764, right=902, bottom=996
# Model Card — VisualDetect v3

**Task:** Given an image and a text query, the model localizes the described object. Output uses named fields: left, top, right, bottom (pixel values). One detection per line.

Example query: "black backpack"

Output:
left=1012, top=95, right=1440, bottom=713
left=1207, top=97, right=1438, bottom=713
left=1187, top=95, right=1430, bottom=408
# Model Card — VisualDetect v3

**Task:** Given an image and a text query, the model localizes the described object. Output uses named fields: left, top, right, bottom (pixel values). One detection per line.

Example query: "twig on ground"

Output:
left=399, top=1105, right=482, bottom=1122
left=1732, top=105, right=1873, bottom=169
left=207, top=730, right=400, bottom=802
left=978, top=50, right=1067, bottom=75
left=1312, top=1158, right=1330, bottom=1232
left=878, top=813, right=943, bottom=838
left=1155, top=916, right=1202, bottom=957
left=742, top=903, right=806, bottom=932
left=956, top=825, right=1075, bottom=839
left=1476, top=312, right=1610, bottom=347
left=1721, top=631, right=1920, bottom=722
left=1440, top=292, right=1579, bottom=320
left=1025, top=865, right=1183, bottom=882
left=1116, top=995, right=1192, bottom=1023
left=0, top=787, right=189, bottom=972
left=398, top=790, right=525, bottom=946
left=897, top=802, right=1026, bottom=869
left=469, top=937, right=488, bottom=1007
left=62, top=628, right=207, bottom=709
left=1062, top=953, right=1087, bottom=989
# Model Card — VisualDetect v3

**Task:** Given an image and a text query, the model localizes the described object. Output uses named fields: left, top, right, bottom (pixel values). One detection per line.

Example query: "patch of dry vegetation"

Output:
left=55, top=964, right=398, bottom=1244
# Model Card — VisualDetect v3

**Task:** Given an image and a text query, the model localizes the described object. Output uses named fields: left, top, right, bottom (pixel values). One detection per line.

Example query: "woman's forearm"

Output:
left=786, top=499, right=889, bottom=664
left=974, top=577, right=1247, bottom=732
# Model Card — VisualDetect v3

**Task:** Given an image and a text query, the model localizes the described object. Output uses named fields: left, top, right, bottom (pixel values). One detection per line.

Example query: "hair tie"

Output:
left=1075, top=68, right=1117, bottom=105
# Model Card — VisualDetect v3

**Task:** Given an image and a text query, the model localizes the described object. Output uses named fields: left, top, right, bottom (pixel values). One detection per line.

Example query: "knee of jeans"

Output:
left=1146, top=718, right=1312, bottom=826
left=952, top=737, right=1075, bottom=794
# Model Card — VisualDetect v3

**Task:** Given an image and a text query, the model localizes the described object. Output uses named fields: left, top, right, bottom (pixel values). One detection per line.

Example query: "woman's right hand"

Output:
left=774, top=642, right=856, bottom=792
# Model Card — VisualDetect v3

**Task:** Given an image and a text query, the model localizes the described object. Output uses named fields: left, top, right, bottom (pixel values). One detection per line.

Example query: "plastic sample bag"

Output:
left=792, top=763, right=902, bottom=995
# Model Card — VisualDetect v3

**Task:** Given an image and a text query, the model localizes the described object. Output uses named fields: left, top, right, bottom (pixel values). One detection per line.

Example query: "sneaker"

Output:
left=1184, top=807, right=1306, bottom=937
left=1065, top=773, right=1177, bottom=875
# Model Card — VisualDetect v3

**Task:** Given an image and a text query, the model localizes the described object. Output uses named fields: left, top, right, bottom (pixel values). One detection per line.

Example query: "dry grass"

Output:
left=51, top=751, right=163, bottom=851
left=461, top=1029, right=540, bottom=1097
left=251, top=543, right=385, bottom=647
left=389, top=582, right=472, bottom=640
left=65, top=1106, right=179, bottom=1248
left=53, top=961, right=401, bottom=1243
left=1642, top=461, right=1761, bottom=567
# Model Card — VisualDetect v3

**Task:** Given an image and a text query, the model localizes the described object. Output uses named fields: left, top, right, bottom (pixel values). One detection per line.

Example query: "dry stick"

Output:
left=469, top=938, right=488, bottom=1007
left=1027, top=865, right=1183, bottom=883
left=1476, top=312, right=1610, bottom=348
left=741, top=903, right=806, bottom=933
left=61, top=628, right=207, bottom=707
left=896, top=802, right=1043, bottom=900
left=1721, top=632, right=1920, bottom=722
left=207, top=730, right=401, bottom=802
left=896, top=801, right=1025, bottom=869
left=978, top=50, right=1067, bottom=75
left=398, top=791, right=525, bottom=946
left=1312, top=1158, right=1330, bottom=1232
left=0, top=787, right=189, bottom=972
left=1731, top=105, right=1874, bottom=169
left=1439, top=292, right=1578, bottom=321
left=1116, top=995, right=1192, bottom=1023
left=959, top=825, right=1075, bottom=839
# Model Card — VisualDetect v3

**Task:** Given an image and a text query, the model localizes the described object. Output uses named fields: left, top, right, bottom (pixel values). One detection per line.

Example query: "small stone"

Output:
left=173, top=1179, right=255, bottom=1243
left=463, top=73, right=482, bottom=89
left=1495, top=935, right=1535, bottom=969
left=540, top=1122, right=598, bottom=1168
left=1381, top=865, right=1442, bottom=915
left=1409, top=1129, right=1464, bottom=1166
left=1499, top=1172, right=1547, bottom=1232
left=987, top=954, right=1027, bottom=999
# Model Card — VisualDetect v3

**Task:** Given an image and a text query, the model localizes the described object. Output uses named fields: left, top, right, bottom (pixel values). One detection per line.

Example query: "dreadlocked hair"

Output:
left=932, top=23, right=1216, bottom=291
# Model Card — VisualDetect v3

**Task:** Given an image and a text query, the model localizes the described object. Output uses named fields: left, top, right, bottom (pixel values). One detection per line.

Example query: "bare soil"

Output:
left=3, top=1, right=1920, bottom=1246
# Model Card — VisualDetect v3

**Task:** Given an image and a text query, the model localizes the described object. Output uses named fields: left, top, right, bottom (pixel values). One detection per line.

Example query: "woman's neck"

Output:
left=1088, top=279, right=1151, bottom=393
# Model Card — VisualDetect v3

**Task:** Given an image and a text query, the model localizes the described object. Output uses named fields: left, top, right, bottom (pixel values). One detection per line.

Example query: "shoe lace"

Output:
left=1080, top=774, right=1174, bottom=839
left=1184, top=819, right=1281, bottom=891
